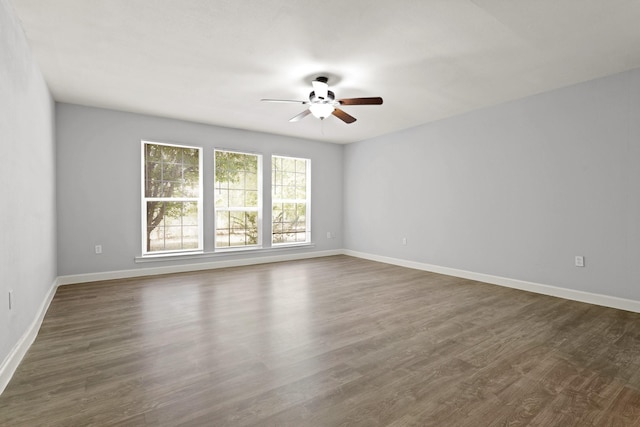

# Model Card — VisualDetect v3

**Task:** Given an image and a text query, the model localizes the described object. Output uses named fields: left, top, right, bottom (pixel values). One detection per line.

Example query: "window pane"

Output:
left=284, top=185, right=296, bottom=199
left=273, top=184, right=282, bottom=199
left=216, top=233, right=230, bottom=247
left=216, top=211, right=230, bottom=229
left=296, top=172, right=306, bottom=187
left=273, top=203, right=283, bottom=222
left=160, top=145, right=179, bottom=162
left=146, top=143, right=161, bottom=161
left=230, top=211, right=245, bottom=231
left=245, top=190, right=258, bottom=207
left=229, top=171, right=246, bottom=190
left=282, top=157, right=295, bottom=172
left=296, top=187, right=306, bottom=199
left=283, top=203, right=297, bottom=222
left=215, top=188, right=229, bottom=208
left=163, top=226, right=184, bottom=250
left=148, top=226, right=165, bottom=251
left=229, top=189, right=245, bottom=207
left=215, top=211, right=230, bottom=247
left=182, top=205, right=199, bottom=226
left=281, top=171, right=292, bottom=186
left=162, top=162, right=181, bottom=183
left=246, top=172, right=258, bottom=189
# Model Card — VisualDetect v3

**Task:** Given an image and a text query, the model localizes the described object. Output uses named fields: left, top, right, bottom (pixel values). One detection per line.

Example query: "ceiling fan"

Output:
left=261, top=76, right=383, bottom=124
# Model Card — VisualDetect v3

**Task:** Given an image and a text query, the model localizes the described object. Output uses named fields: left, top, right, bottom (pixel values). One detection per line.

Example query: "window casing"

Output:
left=142, top=141, right=203, bottom=255
left=214, top=150, right=262, bottom=249
left=272, top=155, right=311, bottom=245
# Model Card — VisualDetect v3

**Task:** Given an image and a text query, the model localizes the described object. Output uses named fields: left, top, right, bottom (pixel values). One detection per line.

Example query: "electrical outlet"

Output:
left=95, top=245, right=102, bottom=254
left=402, top=237, right=407, bottom=245
left=326, top=232, right=332, bottom=239
left=8, top=290, right=13, bottom=310
left=575, top=256, right=585, bottom=267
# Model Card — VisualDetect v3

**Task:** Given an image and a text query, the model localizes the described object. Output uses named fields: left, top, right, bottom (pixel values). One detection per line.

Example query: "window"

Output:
left=214, top=150, right=262, bottom=248
left=142, top=141, right=203, bottom=255
left=272, top=155, right=310, bottom=244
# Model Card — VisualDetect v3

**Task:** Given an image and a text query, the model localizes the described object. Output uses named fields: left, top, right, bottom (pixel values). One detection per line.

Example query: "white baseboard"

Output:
left=343, top=250, right=640, bottom=314
left=4, top=248, right=639, bottom=397
left=0, top=278, right=58, bottom=395
left=57, top=249, right=343, bottom=286
left=1, top=249, right=342, bottom=395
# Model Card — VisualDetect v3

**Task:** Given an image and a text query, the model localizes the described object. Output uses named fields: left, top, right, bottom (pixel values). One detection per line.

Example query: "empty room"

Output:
left=2, top=0, right=640, bottom=425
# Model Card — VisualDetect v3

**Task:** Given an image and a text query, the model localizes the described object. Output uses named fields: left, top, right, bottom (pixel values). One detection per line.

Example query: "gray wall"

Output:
left=0, top=0, right=56, bottom=366
left=56, top=103, right=343, bottom=276
left=344, top=68, right=640, bottom=301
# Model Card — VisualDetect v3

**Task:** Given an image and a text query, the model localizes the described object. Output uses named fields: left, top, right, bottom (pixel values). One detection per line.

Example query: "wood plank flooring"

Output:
left=1, top=255, right=640, bottom=426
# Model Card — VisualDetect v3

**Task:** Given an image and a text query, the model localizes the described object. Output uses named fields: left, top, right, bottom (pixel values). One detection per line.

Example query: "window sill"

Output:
left=135, top=242, right=315, bottom=263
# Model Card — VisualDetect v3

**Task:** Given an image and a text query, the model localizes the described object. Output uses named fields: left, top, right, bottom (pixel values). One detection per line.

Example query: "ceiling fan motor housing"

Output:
left=309, top=90, right=335, bottom=103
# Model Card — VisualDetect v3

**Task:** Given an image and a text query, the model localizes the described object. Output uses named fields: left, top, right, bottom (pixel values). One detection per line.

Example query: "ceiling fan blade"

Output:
left=312, top=80, right=329, bottom=99
left=261, top=99, right=307, bottom=104
left=338, top=97, right=383, bottom=105
left=332, top=108, right=357, bottom=124
left=289, top=109, right=312, bottom=122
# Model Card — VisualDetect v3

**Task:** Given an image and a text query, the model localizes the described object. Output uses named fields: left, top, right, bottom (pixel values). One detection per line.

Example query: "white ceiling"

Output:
left=8, top=0, right=640, bottom=144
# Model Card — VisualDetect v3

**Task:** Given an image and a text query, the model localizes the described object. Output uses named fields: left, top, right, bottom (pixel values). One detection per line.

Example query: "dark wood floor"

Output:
left=1, top=255, right=640, bottom=426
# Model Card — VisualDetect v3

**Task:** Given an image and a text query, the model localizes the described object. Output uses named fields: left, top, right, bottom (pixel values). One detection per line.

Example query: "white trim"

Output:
left=343, top=250, right=640, bottom=313
left=4, top=249, right=640, bottom=396
left=1, top=249, right=340, bottom=396
left=59, top=249, right=341, bottom=286
left=134, top=242, right=315, bottom=263
left=0, top=278, right=59, bottom=395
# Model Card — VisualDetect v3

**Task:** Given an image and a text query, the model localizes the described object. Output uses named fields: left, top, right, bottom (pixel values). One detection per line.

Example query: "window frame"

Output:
left=141, top=140, right=203, bottom=257
left=271, top=155, right=311, bottom=246
left=214, top=149, right=263, bottom=251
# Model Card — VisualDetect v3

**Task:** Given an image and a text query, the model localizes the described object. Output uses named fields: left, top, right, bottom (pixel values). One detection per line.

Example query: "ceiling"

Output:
left=8, top=0, right=640, bottom=144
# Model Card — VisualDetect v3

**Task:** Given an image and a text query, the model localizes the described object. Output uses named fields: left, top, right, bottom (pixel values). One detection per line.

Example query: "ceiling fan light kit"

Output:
left=261, top=76, right=383, bottom=124
left=309, top=103, right=335, bottom=120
